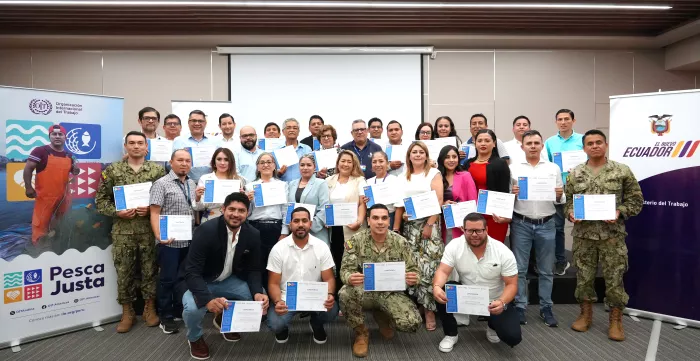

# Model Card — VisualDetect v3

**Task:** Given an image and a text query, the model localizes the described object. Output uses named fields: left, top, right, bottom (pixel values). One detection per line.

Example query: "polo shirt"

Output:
left=340, top=140, right=384, bottom=179
left=544, top=131, right=584, bottom=184
left=267, top=234, right=335, bottom=300
left=441, top=236, right=518, bottom=300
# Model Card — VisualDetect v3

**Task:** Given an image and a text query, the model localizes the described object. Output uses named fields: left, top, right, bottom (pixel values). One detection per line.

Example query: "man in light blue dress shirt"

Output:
left=544, top=108, right=584, bottom=276
left=172, top=110, right=222, bottom=183
left=235, top=125, right=264, bottom=182
left=277, top=118, right=312, bottom=182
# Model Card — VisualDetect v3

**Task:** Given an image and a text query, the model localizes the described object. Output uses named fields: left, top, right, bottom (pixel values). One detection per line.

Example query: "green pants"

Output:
left=112, top=233, right=157, bottom=304
left=338, top=284, right=421, bottom=331
left=573, top=237, right=629, bottom=308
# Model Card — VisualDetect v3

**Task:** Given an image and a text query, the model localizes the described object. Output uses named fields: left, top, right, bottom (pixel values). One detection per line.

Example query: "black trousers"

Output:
left=248, top=219, right=282, bottom=290
left=330, top=226, right=346, bottom=294
left=436, top=281, right=522, bottom=347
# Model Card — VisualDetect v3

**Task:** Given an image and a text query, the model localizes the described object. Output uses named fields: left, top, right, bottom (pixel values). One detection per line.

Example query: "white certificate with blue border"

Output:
left=553, top=150, right=587, bottom=172
left=445, top=284, right=489, bottom=316
left=273, top=145, right=299, bottom=168
left=517, top=176, right=556, bottom=201
left=284, top=203, right=317, bottom=224
left=476, top=190, right=515, bottom=218
left=363, top=183, right=400, bottom=208
left=257, top=138, right=285, bottom=151
left=363, top=262, right=405, bottom=292
left=386, top=144, right=407, bottom=162
left=573, top=194, right=616, bottom=220
left=442, top=201, right=477, bottom=229
left=146, top=139, right=173, bottom=162
left=313, top=148, right=339, bottom=171
left=252, top=182, right=286, bottom=207
left=324, top=203, right=357, bottom=226
left=203, top=179, right=241, bottom=204
left=220, top=301, right=263, bottom=333
left=285, top=281, right=327, bottom=311
left=403, top=190, right=441, bottom=221
left=113, top=182, right=152, bottom=211
left=158, top=215, right=192, bottom=241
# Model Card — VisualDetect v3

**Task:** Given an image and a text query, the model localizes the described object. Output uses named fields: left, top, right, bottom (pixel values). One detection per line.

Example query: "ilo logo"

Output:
left=60, top=122, right=101, bottom=159
left=29, top=99, right=53, bottom=115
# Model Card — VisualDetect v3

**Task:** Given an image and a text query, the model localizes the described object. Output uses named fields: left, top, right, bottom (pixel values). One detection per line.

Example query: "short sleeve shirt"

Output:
left=28, top=145, right=74, bottom=173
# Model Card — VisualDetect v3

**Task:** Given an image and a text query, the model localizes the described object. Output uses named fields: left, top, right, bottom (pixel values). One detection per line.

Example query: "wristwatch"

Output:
left=498, top=299, right=507, bottom=310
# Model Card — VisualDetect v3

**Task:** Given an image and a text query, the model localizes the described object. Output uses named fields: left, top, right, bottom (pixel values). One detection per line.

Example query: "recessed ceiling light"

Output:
left=0, top=1, right=673, bottom=11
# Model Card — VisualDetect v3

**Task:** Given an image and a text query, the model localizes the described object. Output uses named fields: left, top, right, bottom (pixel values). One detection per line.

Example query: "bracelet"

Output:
left=432, top=284, right=443, bottom=289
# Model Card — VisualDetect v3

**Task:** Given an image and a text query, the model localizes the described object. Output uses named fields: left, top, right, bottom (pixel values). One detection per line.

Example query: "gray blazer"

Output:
left=280, top=175, right=331, bottom=245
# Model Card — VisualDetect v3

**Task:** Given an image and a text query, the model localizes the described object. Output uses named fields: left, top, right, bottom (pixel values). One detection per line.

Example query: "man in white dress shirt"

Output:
left=504, top=115, right=548, bottom=165
left=267, top=207, right=338, bottom=344
left=509, top=130, right=564, bottom=327
left=432, top=212, right=521, bottom=353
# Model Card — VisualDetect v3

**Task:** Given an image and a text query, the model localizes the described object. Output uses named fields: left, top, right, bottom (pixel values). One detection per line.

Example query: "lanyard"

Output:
left=374, top=174, right=388, bottom=184
left=352, top=142, right=364, bottom=159
left=176, top=179, right=191, bottom=204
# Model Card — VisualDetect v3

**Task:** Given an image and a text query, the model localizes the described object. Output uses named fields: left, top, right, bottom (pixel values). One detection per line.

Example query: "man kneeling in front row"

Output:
left=432, top=212, right=522, bottom=353
left=339, top=204, right=422, bottom=358
left=180, top=192, right=270, bottom=360
left=267, top=207, right=338, bottom=344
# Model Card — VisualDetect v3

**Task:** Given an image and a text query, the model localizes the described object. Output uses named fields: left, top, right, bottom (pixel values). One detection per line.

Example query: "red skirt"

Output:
left=485, top=214, right=508, bottom=242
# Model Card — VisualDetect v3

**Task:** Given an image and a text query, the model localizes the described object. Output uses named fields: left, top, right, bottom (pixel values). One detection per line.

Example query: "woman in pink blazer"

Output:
left=437, top=145, right=478, bottom=242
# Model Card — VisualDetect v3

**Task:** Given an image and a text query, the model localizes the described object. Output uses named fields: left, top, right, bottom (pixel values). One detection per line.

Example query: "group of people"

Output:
left=47, top=106, right=644, bottom=360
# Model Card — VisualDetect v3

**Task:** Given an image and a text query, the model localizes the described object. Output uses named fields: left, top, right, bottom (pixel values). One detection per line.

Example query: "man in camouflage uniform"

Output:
left=565, top=129, right=643, bottom=341
left=339, top=204, right=422, bottom=358
left=96, top=131, right=166, bottom=333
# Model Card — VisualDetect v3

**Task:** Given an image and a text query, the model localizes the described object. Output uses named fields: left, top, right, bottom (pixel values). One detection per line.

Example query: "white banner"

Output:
left=0, top=86, right=124, bottom=348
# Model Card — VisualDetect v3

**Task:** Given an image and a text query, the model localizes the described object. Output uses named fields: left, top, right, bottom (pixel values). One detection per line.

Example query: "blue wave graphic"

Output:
left=5, top=120, right=51, bottom=161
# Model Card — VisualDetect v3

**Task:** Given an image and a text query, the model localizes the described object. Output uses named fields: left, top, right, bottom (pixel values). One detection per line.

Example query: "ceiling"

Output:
left=0, top=1, right=699, bottom=37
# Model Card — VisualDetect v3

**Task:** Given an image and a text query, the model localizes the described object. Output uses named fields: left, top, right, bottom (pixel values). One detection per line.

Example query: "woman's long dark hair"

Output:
left=414, top=122, right=435, bottom=140
left=437, top=145, right=465, bottom=192
left=467, top=129, right=500, bottom=163
left=434, top=116, right=463, bottom=144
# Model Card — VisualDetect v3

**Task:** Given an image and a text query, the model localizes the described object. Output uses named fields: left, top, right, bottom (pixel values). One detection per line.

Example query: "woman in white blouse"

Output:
left=365, top=150, right=399, bottom=227
left=192, top=147, right=246, bottom=223
left=394, top=141, right=445, bottom=331
left=326, top=150, right=367, bottom=288
left=244, top=152, right=289, bottom=289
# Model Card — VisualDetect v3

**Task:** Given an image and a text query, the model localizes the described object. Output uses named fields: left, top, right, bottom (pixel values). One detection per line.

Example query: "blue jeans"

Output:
left=157, top=245, right=189, bottom=319
left=554, top=204, right=567, bottom=265
left=182, top=275, right=253, bottom=342
left=511, top=218, right=555, bottom=310
left=267, top=302, right=339, bottom=333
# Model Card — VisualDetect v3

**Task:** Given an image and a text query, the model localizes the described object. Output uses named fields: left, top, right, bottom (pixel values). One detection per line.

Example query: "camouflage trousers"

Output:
left=573, top=237, right=629, bottom=308
left=403, top=218, right=444, bottom=312
left=338, top=285, right=421, bottom=332
left=112, top=233, right=157, bottom=304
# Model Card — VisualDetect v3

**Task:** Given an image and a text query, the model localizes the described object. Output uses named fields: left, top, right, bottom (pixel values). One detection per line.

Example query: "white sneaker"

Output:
left=486, top=327, right=500, bottom=343
left=439, top=335, right=459, bottom=352
left=455, top=314, right=470, bottom=326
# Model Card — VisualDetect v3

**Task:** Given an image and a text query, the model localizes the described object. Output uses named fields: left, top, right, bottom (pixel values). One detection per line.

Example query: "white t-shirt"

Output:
left=441, top=236, right=518, bottom=300
left=366, top=173, right=398, bottom=213
left=267, top=234, right=335, bottom=300
left=394, top=167, right=441, bottom=208
left=329, top=178, right=368, bottom=204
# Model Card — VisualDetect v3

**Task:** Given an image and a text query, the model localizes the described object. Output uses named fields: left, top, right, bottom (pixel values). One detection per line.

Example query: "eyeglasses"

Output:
left=240, top=133, right=256, bottom=138
left=188, top=119, right=206, bottom=124
left=164, top=122, right=180, bottom=127
left=464, top=228, right=486, bottom=235
left=141, top=116, right=159, bottom=122
left=352, top=128, right=367, bottom=134
left=420, top=131, right=432, bottom=135
left=321, top=134, right=333, bottom=139
left=258, top=161, right=275, bottom=166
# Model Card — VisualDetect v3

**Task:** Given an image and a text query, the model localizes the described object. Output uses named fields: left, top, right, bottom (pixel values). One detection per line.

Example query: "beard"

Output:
left=242, top=139, right=256, bottom=150
left=292, top=228, right=308, bottom=240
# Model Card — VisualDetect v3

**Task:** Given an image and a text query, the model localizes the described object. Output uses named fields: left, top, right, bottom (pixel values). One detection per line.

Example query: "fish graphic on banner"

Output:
left=61, top=122, right=101, bottom=159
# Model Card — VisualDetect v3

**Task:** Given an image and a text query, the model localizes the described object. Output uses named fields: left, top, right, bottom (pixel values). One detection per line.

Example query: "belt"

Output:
left=249, top=219, right=281, bottom=224
left=513, top=213, right=553, bottom=225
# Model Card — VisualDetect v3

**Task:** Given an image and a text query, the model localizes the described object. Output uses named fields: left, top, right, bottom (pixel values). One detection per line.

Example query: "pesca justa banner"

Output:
left=609, top=89, right=700, bottom=323
left=0, top=86, right=124, bottom=348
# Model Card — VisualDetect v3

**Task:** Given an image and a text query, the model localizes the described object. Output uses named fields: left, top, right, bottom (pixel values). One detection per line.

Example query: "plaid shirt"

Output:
left=150, top=170, right=197, bottom=248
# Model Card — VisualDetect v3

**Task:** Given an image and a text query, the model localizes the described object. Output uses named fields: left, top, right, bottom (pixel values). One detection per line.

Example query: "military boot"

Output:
left=373, top=310, right=394, bottom=340
left=116, top=303, right=136, bottom=333
left=352, top=325, right=369, bottom=358
left=608, top=307, right=625, bottom=341
left=142, top=298, right=160, bottom=327
left=571, top=301, right=593, bottom=332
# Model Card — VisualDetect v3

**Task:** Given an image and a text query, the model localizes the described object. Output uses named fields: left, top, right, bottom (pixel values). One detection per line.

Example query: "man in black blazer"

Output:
left=180, top=192, right=270, bottom=360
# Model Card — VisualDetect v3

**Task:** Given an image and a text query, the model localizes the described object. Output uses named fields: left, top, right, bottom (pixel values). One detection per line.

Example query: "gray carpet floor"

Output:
left=1, top=304, right=698, bottom=361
